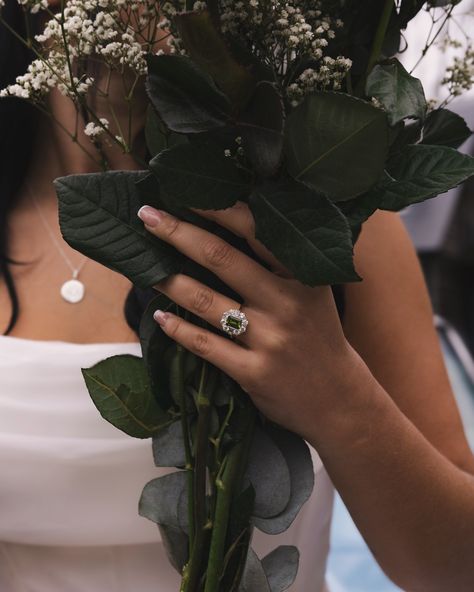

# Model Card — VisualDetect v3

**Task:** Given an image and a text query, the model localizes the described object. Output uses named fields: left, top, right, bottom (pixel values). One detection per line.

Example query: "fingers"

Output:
left=138, top=205, right=282, bottom=307
left=196, top=202, right=290, bottom=277
left=156, top=273, right=255, bottom=343
left=153, top=309, right=254, bottom=381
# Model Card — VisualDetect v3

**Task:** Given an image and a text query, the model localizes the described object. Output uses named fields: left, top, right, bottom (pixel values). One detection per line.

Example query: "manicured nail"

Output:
left=153, top=309, right=169, bottom=327
left=137, top=205, right=163, bottom=227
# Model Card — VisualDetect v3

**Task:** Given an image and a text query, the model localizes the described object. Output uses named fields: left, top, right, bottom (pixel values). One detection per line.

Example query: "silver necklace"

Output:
left=29, top=192, right=88, bottom=304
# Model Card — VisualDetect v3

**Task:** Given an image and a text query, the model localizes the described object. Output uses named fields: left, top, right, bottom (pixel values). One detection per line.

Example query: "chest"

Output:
left=0, top=223, right=139, bottom=343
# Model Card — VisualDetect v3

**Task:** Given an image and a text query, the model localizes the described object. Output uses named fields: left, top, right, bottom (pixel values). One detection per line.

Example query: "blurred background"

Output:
left=327, top=3, right=474, bottom=590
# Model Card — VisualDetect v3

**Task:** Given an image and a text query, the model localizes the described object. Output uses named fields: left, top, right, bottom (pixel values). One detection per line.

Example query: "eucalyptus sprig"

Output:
left=4, top=0, right=474, bottom=590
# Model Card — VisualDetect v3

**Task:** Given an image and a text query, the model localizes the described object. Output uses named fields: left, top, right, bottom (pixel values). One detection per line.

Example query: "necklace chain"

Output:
left=28, top=189, right=88, bottom=278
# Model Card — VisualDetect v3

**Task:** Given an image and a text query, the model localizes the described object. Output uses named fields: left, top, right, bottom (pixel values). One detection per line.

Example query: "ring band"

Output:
left=220, top=308, right=248, bottom=337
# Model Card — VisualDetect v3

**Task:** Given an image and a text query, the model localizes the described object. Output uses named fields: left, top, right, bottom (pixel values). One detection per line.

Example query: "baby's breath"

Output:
left=162, top=0, right=352, bottom=104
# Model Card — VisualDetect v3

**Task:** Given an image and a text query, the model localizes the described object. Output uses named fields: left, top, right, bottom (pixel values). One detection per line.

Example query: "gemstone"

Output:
left=225, top=315, right=243, bottom=331
left=220, top=309, right=248, bottom=337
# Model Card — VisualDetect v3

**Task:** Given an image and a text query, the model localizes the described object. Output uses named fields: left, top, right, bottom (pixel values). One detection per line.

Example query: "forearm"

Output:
left=308, top=350, right=474, bottom=592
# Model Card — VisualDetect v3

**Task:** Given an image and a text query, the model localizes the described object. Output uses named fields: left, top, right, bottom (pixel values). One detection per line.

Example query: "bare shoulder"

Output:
left=343, top=210, right=474, bottom=472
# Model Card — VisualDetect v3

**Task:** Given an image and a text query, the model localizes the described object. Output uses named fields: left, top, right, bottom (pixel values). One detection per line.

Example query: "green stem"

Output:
left=366, top=0, right=395, bottom=77
left=204, top=405, right=256, bottom=592
left=174, top=345, right=195, bottom=550
left=182, top=361, right=213, bottom=592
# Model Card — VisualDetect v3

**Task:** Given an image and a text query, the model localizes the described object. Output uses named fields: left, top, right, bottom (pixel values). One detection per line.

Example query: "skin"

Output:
left=136, top=203, right=474, bottom=592
left=2, top=2, right=473, bottom=587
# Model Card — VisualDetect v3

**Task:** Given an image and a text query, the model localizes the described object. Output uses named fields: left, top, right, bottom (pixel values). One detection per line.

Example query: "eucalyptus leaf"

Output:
left=153, top=421, right=186, bottom=468
left=253, top=427, right=314, bottom=535
left=146, top=54, right=231, bottom=134
left=262, top=546, right=299, bottom=592
left=150, top=142, right=251, bottom=210
left=159, top=525, right=189, bottom=573
left=239, top=81, right=285, bottom=178
left=421, top=108, right=472, bottom=149
left=82, top=355, right=170, bottom=438
left=238, top=548, right=271, bottom=592
left=139, top=471, right=189, bottom=571
left=245, top=427, right=291, bottom=519
left=366, top=59, right=426, bottom=125
left=175, top=9, right=255, bottom=110
left=139, top=471, right=187, bottom=527
left=285, top=92, right=389, bottom=200
left=376, top=144, right=474, bottom=211
left=55, top=171, right=183, bottom=289
left=249, top=181, right=360, bottom=286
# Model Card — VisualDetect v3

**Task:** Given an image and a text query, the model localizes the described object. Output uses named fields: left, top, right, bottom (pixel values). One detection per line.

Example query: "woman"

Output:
left=1, top=1, right=474, bottom=591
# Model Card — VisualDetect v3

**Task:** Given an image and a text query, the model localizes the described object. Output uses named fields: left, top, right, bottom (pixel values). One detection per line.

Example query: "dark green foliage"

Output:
left=250, top=181, right=360, bottom=286
left=421, top=109, right=472, bottom=148
left=55, top=171, right=183, bottom=289
left=150, top=142, right=251, bottom=210
left=146, top=54, right=232, bottom=134
left=366, top=59, right=426, bottom=125
left=82, top=355, right=171, bottom=439
left=285, top=92, right=389, bottom=201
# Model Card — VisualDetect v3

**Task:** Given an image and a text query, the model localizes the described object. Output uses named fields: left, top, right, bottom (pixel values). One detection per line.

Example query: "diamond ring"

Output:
left=220, top=308, right=248, bottom=337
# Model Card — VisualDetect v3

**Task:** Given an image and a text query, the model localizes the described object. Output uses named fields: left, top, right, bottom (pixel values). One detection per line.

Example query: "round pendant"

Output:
left=60, top=279, right=85, bottom=303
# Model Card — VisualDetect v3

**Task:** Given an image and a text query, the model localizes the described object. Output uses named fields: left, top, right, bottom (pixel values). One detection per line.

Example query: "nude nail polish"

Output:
left=137, top=205, right=163, bottom=227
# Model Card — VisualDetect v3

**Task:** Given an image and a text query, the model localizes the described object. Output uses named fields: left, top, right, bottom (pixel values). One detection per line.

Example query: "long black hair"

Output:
left=0, top=0, right=40, bottom=334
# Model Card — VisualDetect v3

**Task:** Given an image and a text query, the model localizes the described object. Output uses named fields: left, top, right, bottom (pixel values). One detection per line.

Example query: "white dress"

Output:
left=0, top=335, right=334, bottom=591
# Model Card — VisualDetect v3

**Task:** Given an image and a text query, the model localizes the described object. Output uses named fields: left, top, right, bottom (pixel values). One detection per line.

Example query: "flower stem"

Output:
left=182, top=361, right=214, bottom=592
left=204, top=404, right=256, bottom=592
left=174, top=345, right=195, bottom=550
left=366, top=0, right=394, bottom=76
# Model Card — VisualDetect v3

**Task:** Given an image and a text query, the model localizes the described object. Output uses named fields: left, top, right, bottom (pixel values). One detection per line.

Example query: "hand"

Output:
left=137, top=202, right=361, bottom=440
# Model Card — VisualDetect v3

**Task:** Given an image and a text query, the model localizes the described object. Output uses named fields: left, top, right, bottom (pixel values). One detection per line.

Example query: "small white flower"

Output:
left=84, top=118, right=109, bottom=138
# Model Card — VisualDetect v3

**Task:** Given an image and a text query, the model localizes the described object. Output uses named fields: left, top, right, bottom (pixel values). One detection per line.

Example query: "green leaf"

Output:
left=139, top=293, right=175, bottom=410
left=150, top=142, right=252, bottom=210
left=337, top=191, right=381, bottom=242
left=239, top=81, right=285, bottom=178
left=81, top=355, right=171, bottom=439
left=146, top=54, right=231, bottom=134
left=253, top=427, right=314, bottom=535
left=239, top=548, right=271, bottom=592
left=145, top=105, right=188, bottom=157
left=262, top=546, right=299, bottom=592
left=366, top=59, right=426, bottom=125
left=55, top=171, right=183, bottom=289
left=421, top=108, right=472, bottom=149
left=139, top=472, right=189, bottom=572
left=376, top=144, right=474, bottom=211
left=285, top=92, right=389, bottom=200
left=246, top=427, right=291, bottom=519
left=152, top=421, right=186, bottom=468
left=175, top=9, right=255, bottom=110
left=249, top=181, right=360, bottom=286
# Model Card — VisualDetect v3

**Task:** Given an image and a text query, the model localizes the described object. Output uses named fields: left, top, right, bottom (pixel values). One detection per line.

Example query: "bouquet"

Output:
left=2, top=1, right=474, bottom=590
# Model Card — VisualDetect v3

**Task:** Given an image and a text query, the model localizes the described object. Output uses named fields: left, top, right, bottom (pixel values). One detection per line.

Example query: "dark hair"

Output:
left=0, top=0, right=40, bottom=334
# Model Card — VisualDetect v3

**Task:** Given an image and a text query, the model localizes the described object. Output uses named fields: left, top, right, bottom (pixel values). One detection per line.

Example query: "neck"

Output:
left=17, top=88, right=146, bottom=212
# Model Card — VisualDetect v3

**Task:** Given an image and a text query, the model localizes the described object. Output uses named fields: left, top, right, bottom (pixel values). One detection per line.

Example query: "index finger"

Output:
left=137, top=205, right=282, bottom=307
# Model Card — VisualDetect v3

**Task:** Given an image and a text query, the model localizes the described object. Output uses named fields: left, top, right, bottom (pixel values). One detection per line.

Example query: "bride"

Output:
left=1, top=1, right=474, bottom=590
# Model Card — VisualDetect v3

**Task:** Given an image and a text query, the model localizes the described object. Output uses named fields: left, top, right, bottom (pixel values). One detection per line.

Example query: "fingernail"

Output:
left=153, top=309, right=169, bottom=327
left=138, top=205, right=163, bottom=227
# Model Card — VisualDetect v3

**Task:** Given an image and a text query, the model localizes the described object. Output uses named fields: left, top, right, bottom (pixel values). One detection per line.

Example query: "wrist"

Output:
left=304, top=346, right=387, bottom=452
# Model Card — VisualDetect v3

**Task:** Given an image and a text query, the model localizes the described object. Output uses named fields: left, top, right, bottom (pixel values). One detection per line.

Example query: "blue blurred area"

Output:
left=326, top=321, right=474, bottom=591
